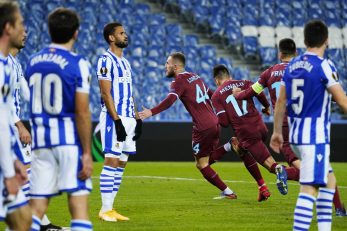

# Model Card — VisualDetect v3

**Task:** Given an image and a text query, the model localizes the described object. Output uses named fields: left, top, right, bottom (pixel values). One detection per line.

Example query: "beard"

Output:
left=166, top=69, right=175, bottom=78
left=115, top=40, right=128, bottom=48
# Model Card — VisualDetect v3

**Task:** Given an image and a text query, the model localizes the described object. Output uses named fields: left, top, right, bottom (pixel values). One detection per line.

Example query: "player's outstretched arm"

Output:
left=270, top=85, right=286, bottom=153
left=139, top=93, right=178, bottom=120
left=328, top=84, right=347, bottom=114
left=75, top=92, right=93, bottom=180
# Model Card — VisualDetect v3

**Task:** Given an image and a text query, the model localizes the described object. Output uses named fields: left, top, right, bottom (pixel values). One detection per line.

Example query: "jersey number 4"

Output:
left=196, top=84, right=209, bottom=104
left=29, top=73, right=63, bottom=114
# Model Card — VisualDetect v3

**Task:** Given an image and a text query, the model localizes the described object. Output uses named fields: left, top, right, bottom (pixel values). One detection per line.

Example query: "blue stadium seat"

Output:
left=165, top=24, right=182, bottom=45
left=259, top=47, right=277, bottom=68
left=233, top=67, right=250, bottom=80
left=243, top=37, right=258, bottom=59
left=184, top=35, right=199, bottom=47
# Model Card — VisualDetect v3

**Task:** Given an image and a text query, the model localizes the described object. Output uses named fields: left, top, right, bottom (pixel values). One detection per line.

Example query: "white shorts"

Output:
left=29, top=145, right=92, bottom=198
left=291, top=144, right=332, bottom=187
left=0, top=172, right=28, bottom=220
left=99, top=112, right=136, bottom=158
left=11, top=125, right=31, bottom=165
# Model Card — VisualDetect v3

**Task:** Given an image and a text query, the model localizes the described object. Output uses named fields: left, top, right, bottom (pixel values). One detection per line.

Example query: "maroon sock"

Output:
left=200, top=165, right=227, bottom=191
left=333, top=186, right=343, bottom=209
left=209, top=146, right=227, bottom=165
left=241, top=154, right=264, bottom=187
left=270, top=163, right=277, bottom=174
left=284, top=166, right=300, bottom=181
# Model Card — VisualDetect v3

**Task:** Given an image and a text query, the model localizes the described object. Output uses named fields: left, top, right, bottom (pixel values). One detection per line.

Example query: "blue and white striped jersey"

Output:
left=282, top=51, right=339, bottom=145
left=25, top=44, right=90, bottom=150
left=96, top=50, right=135, bottom=118
left=7, top=54, right=26, bottom=123
left=0, top=53, right=16, bottom=177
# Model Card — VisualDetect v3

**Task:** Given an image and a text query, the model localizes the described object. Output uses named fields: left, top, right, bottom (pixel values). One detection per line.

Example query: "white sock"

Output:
left=112, top=167, right=125, bottom=199
left=317, top=188, right=335, bottom=231
left=31, top=215, right=41, bottom=231
left=100, top=166, right=117, bottom=212
left=224, top=142, right=231, bottom=152
left=41, top=214, right=50, bottom=225
left=293, top=193, right=316, bottom=231
left=223, top=187, right=233, bottom=195
left=71, top=219, right=92, bottom=231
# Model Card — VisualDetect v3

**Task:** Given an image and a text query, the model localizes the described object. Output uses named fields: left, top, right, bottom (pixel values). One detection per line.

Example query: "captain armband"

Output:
left=251, top=82, right=264, bottom=94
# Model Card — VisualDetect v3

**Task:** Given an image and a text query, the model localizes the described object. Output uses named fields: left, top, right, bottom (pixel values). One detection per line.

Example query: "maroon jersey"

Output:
left=212, top=79, right=270, bottom=149
left=151, top=72, right=218, bottom=131
left=258, top=62, right=288, bottom=109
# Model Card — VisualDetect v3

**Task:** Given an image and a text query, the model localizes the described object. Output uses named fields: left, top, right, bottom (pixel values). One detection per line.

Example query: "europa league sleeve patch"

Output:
left=332, top=73, right=339, bottom=82
left=100, top=67, right=108, bottom=76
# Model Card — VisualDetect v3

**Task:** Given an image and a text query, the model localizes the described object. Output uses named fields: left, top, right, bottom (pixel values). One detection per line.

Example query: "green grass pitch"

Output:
left=1, top=162, right=346, bottom=230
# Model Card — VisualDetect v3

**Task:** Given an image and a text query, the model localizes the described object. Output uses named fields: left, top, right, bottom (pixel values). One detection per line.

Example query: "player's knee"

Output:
left=119, top=161, right=127, bottom=168
left=8, top=205, right=32, bottom=231
left=104, top=157, right=119, bottom=168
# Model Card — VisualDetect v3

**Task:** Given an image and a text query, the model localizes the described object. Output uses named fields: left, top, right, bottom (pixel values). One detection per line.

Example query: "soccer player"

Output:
left=7, top=21, right=63, bottom=230
left=0, top=2, right=31, bottom=231
left=139, top=52, right=237, bottom=200
left=26, top=8, right=93, bottom=231
left=270, top=20, right=347, bottom=230
left=96, top=22, right=142, bottom=222
left=234, top=38, right=347, bottom=216
left=211, top=64, right=300, bottom=196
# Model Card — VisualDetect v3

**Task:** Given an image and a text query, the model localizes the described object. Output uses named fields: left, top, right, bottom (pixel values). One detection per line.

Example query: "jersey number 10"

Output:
left=29, top=73, right=63, bottom=115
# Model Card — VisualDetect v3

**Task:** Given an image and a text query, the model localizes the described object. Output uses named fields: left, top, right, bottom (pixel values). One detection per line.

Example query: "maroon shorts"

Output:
left=192, top=125, right=220, bottom=158
left=235, top=120, right=268, bottom=150
left=281, top=125, right=298, bottom=165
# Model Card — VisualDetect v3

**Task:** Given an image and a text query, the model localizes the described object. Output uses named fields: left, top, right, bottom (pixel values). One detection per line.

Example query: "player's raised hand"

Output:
left=232, top=87, right=242, bottom=96
left=270, top=132, right=283, bottom=153
left=262, top=107, right=271, bottom=116
left=114, top=119, right=127, bottom=141
left=79, top=153, right=93, bottom=180
left=139, top=106, right=152, bottom=120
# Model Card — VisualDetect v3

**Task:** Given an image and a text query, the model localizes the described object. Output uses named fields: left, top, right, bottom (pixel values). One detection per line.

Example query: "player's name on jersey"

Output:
left=30, top=53, right=69, bottom=69
left=271, top=70, right=285, bottom=77
left=187, top=75, right=200, bottom=83
left=219, top=82, right=245, bottom=94
left=289, top=60, right=313, bottom=73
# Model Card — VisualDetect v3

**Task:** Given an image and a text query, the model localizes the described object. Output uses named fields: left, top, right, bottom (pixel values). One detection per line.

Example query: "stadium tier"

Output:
left=17, top=0, right=347, bottom=121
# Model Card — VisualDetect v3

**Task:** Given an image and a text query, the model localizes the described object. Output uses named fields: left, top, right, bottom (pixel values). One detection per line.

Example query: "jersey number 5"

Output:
left=29, top=73, right=63, bottom=114
left=291, top=79, right=304, bottom=114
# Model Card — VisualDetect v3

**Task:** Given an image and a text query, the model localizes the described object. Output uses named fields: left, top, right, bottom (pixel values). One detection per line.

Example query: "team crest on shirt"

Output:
left=100, top=67, right=108, bottom=75
left=115, top=143, right=120, bottom=148
left=332, top=72, right=339, bottom=82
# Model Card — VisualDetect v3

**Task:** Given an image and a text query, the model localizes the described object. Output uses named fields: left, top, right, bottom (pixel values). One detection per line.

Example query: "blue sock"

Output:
left=293, top=193, right=316, bottom=231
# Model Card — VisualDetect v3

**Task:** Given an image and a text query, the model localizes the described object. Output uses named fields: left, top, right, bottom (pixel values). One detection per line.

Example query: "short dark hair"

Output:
left=304, top=20, right=328, bottom=48
left=213, top=64, right=230, bottom=79
left=0, top=1, right=19, bottom=37
left=103, top=22, right=123, bottom=44
left=170, top=52, right=185, bottom=66
left=279, top=38, right=296, bottom=56
left=48, top=8, right=80, bottom=43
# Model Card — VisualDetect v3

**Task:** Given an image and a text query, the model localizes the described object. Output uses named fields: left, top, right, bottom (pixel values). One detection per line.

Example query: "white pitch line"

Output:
left=92, top=175, right=347, bottom=188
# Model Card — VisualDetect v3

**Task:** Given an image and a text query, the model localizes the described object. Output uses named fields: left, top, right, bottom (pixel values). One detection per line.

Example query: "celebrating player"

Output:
left=96, top=22, right=142, bottom=222
left=139, top=52, right=237, bottom=199
left=26, top=8, right=93, bottom=231
left=234, top=38, right=347, bottom=216
left=211, top=64, right=300, bottom=196
left=270, top=20, right=347, bottom=230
